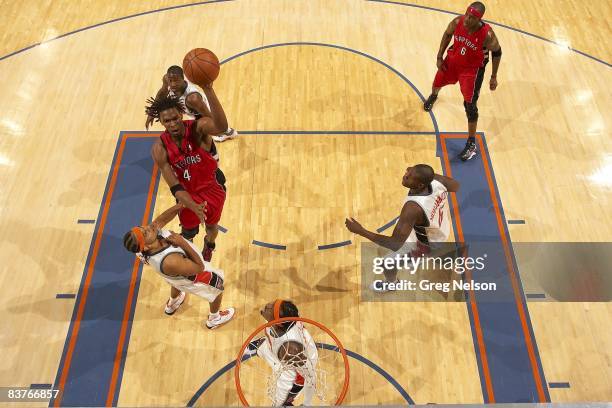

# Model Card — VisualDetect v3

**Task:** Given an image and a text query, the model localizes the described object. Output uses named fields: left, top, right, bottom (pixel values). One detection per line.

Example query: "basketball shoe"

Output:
left=202, top=238, right=215, bottom=262
left=459, top=140, right=477, bottom=161
left=212, top=127, right=239, bottom=142
left=164, top=291, right=186, bottom=315
left=206, top=308, right=236, bottom=329
left=423, top=94, right=438, bottom=111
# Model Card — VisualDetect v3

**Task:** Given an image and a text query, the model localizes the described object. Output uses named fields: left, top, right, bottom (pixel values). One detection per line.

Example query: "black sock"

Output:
left=467, top=135, right=476, bottom=144
left=205, top=239, right=216, bottom=249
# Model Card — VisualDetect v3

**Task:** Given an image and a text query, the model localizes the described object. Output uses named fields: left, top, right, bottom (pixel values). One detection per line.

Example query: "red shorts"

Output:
left=433, top=59, right=481, bottom=103
left=179, top=185, right=226, bottom=229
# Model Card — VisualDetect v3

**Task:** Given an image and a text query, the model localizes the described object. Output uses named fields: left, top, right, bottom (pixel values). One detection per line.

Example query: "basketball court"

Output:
left=0, top=0, right=610, bottom=406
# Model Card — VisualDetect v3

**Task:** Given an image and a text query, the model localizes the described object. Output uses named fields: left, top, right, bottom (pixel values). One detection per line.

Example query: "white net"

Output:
left=236, top=319, right=348, bottom=406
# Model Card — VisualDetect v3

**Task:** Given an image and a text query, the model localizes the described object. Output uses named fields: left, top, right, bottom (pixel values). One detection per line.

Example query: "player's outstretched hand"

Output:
left=490, top=76, right=498, bottom=91
left=345, top=217, right=365, bottom=235
left=192, top=202, right=208, bottom=225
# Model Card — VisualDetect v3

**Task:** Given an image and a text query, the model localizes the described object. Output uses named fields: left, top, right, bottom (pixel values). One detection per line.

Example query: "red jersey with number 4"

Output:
left=447, top=15, right=490, bottom=68
left=160, top=120, right=221, bottom=194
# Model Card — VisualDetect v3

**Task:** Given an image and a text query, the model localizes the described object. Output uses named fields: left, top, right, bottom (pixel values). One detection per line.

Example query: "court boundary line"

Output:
left=218, top=41, right=439, bottom=135
left=1, top=0, right=609, bottom=68
left=52, top=133, right=129, bottom=406
left=51, top=133, right=161, bottom=406
left=440, top=133, right=549, bottom=402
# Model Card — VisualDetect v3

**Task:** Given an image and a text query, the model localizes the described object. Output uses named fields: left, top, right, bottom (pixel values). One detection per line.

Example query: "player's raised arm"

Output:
left=195, top=83, right=229, bottom=137
left=185, top=92, right=213, bottom=119
left=164, top=232, right=206, bottom=271
left=486, top=29, right=502, bottom=90
left=345, top=202, right=422, bottom=252
left=151, top=203, right=184, bottom=230
left=436, top=16, right=460, bottom=69
left=145, top=75, right=170, bottom=129
left=151, top=141, right=206, bottom=223
left=433, top=173, right=460, bottom=192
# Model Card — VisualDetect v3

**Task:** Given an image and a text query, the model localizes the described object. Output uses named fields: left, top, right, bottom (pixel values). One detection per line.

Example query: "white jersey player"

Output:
left=247, top=300, right=318, bottom=406
left=146, top=65, right=238, bottom=143
left=122, top=203, right=235, bottom=329
left=345, top=164, right=460, bottom=284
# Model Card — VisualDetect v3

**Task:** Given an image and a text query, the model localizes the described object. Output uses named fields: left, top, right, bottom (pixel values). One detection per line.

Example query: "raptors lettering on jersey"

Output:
left=448, top=15, right=490, bottom=67
left=160, top=120, right=220, bottom=192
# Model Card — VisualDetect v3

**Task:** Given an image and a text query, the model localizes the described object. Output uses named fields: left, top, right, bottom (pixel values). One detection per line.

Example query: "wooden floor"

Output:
left=1, top=0, right=610, bottom=406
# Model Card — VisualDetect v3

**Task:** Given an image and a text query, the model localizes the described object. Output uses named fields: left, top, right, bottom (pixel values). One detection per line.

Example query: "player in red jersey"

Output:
left=146, top=83, right=228, bottom=262
left=423, top=2, right=502, bottom=161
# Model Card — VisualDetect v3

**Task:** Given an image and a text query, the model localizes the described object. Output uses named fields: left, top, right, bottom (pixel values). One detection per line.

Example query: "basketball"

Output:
left=182, top=48, right=220, bottom=85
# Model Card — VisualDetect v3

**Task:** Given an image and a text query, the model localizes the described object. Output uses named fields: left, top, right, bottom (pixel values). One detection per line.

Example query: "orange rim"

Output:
left=235, top=317, right=350, bottom=406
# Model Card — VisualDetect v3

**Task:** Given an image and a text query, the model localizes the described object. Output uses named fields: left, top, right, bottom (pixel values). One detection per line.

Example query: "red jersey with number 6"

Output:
left=160, top=120, right=222, bottom=194
left=447, top=15, right=490, bottom=68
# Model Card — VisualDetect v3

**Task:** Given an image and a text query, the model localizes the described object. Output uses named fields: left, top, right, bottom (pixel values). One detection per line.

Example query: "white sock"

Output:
left=209, top=312, right=220, bottom=320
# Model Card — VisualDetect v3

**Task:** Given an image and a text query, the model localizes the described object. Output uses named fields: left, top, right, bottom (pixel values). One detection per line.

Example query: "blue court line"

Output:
left=187, top=343, right=414, bottom=406
left=55, top=294, right=76, bottom=299
left=220, top=42, right=439, bottom=135
left=30, top=384, right=53, bottom=389
left=377, top=216, right=400, bottom=233
left=442, top=134, right=549, bottom=402
left=252, top=240, right=287, bottom=250
left=318, top=240, right=352, bottom=250
left=51, top=135, right=160, bottom=407
left=1, top=0, right=609, bottom=69
left=218, top=225, right=228, bottom=233
left=526, top=294, right=546, bottom=299
left=76, top=219, right=96, bottom=224
left=549, top=382, right=570, bottom=388
left=507, top=220, right=526, bottom=224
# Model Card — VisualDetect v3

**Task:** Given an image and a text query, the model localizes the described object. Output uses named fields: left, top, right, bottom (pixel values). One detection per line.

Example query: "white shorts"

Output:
left=164, top=266, right=224, bottom=303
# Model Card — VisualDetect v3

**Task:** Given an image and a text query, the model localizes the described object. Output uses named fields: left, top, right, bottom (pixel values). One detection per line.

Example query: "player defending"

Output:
left=423, top=2, right=502, bottom=161
left=146, top=65, right=238, bottom=144
left=147, top=85, right=227, bottom=262
left=345, top=164, right=459, bottom=286
left=245, top=300, right=318, bottom=406
left=122, top=203, right=235, bottom=329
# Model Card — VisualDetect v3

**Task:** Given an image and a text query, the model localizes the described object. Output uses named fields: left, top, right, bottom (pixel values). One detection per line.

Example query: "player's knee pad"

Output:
left=181, top=226, right=199, bottom=241
left=464, top=101, right=479, bottom=122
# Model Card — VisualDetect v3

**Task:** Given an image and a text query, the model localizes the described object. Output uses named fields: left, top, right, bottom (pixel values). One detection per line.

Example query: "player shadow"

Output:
left=57, top=170, right=112, bottom=206
left=307, top=91, right=429, bottom=131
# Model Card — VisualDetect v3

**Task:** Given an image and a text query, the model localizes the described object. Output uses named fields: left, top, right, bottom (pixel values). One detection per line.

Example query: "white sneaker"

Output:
left=164, top=291, right=186, bottom=315
left=205, top=307, right=235, bottom=329
left=212, top=127, right=239, bottom=142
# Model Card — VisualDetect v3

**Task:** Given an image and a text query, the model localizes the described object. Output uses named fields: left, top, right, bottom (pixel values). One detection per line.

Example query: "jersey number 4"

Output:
left=183, top=169, right=191, bottom=181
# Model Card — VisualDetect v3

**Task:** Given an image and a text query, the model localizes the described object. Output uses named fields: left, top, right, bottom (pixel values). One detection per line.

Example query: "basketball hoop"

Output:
left=235, top=317, right=350, bottom=406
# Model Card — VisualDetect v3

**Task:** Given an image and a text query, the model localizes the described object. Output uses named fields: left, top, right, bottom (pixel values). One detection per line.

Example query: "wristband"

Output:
left=170, top=184, right=185, bottom=197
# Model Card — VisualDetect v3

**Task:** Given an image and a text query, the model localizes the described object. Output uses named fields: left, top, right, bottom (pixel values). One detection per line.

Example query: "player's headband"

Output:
left=273, top=299, right=284, bottom=320
left=131, top=227, right=145, bottom=252
left=467, top=6, right=484, bottom=19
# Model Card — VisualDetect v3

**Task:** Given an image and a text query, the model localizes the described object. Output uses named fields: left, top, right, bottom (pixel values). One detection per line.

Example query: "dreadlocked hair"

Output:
left=144, top=95, right=185, bottom=121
